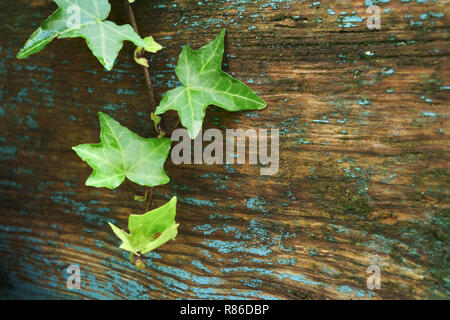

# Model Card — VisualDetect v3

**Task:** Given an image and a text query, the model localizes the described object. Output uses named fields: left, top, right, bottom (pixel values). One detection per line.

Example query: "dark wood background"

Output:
left=0, top=0, right=448, bottom=299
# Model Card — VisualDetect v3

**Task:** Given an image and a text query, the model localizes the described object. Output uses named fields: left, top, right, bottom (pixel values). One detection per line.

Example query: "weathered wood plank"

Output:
left=0, top=0, right=448, bottom=299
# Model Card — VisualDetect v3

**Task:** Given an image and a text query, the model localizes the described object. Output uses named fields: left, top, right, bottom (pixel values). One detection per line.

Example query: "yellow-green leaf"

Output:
left=109, top=197, right=179, bottom=255
left=144, top=36, right=163, bottom=53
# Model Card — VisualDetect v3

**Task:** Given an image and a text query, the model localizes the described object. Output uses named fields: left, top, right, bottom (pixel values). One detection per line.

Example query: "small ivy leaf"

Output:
left=108, top=196, right=179, bottom=255
left=72, top=112, right=171, bottom=189
left=17, top=0, right=161, bottom=70
left=133, top=36, right=161, bottom=68
left=150, top=112, right=164, bottom=138
left=134, top=47, right=149, bottom=68
left=144, top=36, right=163, bottom=53
left=155, top=29, right=266, bottom=139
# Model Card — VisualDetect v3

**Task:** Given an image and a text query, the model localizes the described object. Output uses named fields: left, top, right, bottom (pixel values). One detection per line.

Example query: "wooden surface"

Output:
left=0, top=0, right=448, bottom=299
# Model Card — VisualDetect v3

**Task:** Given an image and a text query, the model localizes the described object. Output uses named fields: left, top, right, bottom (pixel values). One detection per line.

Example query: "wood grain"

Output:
left=0, top=0, right=448, bottom=299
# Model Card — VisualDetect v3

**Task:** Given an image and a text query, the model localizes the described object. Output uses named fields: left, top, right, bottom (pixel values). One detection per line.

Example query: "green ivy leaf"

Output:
left=72, top=112, right=171, bottom=189
left=155, top=29, right=266, bottom=139
left=134, top=37, right=163, bottom=68
left=17, top=0, right=161, bottom=70
left=143, top=36, right=162, bottom=53
left=109, top=196, right=179, bottom=255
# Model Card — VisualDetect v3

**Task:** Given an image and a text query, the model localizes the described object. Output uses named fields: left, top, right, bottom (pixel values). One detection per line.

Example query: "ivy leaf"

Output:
left=72, top=112, right=171, bottom=189
left=109, top=196, right=179, bottom=255
left=134, top=37, right=163, bottom=68
left=17, top=0, right=161, bottom=70
left=155, top=29, right=266, bottom=139
left=143, top=36, right=162, bottom=53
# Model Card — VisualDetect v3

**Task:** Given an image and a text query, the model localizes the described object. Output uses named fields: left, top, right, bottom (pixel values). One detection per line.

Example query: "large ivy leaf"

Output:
left=155, top=29, right=266, bottom=139
left=109, top=196, right=179, bottom=255
left=72, top=112, right=171, bottom=189
left=17, top=0, right=161, bottom=70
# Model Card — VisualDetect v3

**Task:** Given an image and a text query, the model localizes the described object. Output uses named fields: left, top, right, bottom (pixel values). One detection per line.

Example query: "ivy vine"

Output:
left=17, top=0, right=266, bottom=269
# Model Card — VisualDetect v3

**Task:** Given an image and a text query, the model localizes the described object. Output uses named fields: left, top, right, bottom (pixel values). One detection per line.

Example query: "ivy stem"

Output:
left=144, top=188, right=154, bottom=212
left=123, top=0, right=158, bottom=114
left=124, top=0, right=168, bottom=211
left=124, top=1, right=180, bottom=212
